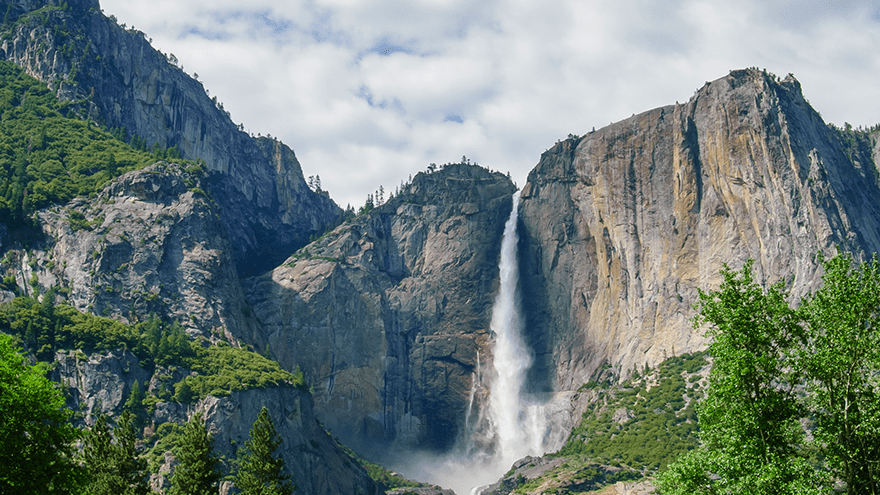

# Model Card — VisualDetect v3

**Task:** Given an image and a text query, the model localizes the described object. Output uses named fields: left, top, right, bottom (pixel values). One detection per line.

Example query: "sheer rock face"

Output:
left=21, top=162, right=262, bottom=341
left=244, top=164, right=517, bottom=451
left=0, top=0, right=340, bottom=275
left=518, top=69, right=880, bottom=391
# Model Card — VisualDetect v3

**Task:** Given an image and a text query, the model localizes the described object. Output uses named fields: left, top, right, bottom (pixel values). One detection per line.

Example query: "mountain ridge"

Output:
left=0, top=0, right=340, bottom=276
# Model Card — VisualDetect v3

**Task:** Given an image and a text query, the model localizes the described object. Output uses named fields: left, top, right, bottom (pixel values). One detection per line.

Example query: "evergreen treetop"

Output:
left=168, top=412, right=221, bottom=495
left=235, top=406, right=295, bottom=495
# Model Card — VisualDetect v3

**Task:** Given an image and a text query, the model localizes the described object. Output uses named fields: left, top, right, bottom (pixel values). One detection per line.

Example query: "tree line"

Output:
left=660, top=253, right=880, bottom=495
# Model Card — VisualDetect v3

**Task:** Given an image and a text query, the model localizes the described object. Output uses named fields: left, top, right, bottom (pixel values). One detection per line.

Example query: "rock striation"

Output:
left=0, top=0, right=340, bottom=275
left=518, top=69, right=880, bottom=391
left=244, top=163, right=517, bottom=452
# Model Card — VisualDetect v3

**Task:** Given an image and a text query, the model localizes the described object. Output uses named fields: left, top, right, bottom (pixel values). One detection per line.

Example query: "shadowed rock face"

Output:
left=0, top=0, right=340, bottom=275
left=244, top=164, right=517, bottom=452
left=519, top=69, right=880, bottom=391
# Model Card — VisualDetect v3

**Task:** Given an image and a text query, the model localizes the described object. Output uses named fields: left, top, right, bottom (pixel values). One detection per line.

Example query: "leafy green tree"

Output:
left=83, top=411, right=151, bottom=495
left=168, top=412, right=221, bottom=495
left=235, top=406, right=295, bottom=495
left=0, top=333, right=85, bottom=493
left=659, top=260, right=822, bottom=495
left=799, top=253, right=880, bottom=494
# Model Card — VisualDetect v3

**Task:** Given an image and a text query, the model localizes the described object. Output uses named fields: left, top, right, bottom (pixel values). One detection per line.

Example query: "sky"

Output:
left=98, top=0, right=880, bottom=211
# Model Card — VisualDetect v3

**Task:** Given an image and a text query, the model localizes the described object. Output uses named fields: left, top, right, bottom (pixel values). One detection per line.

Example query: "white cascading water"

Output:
left=391, top=191, right=557, bottom=495
left=480, top=190, right=548, bottom=466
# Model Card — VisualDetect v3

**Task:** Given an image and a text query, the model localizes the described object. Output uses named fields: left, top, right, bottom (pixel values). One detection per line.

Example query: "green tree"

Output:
left=83, top=411, right=151, bottom=495
left=83, top=414, right=115, bottom=493
left=0, top=333, right=85, bottom=493
left=168, top=412, right=221, bottom=495
left=114, top=410, right=152, bottom=495
left=659, top=260, right=821, bottom=495
left=235, top=406, right=295, bottom=495
left=799, top=253, right=880, bottom=494
left=124, top=380, right=147, bottom=430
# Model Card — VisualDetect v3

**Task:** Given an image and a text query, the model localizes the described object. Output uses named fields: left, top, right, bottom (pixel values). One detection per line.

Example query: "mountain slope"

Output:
left=244, top=163, right=516, bottom=452
left=0, top=0, right=340, bottom=275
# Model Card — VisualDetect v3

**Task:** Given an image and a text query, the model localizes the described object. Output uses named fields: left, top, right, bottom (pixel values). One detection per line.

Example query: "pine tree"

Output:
left=169, top=413, right=221, bottom=495
left=82, top=415, right=114, bottom=494
left=123, top=381, right=146, bottom=430
left=82, top=412, right=150, bottom=495
left=114, top=411, right=151, bottom=495
left=234, top=407, right=294, bottom=495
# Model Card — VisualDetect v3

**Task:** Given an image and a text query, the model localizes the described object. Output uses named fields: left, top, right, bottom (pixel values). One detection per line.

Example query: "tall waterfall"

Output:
left=392, top=191, right=556, bottom=495
left=481, top=190, right=548, bottom=465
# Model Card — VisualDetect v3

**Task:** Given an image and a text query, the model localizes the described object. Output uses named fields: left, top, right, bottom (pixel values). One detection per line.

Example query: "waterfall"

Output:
left=390, top=191, right=556, bottom=495
left=481, top=190, right=548, bottom=463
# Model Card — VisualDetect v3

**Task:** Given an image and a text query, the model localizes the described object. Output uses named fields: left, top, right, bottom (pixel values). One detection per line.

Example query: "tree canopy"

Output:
left=168, top=412, right=221, bottom=495
left=82, top=411, right=151, bottom=495
left=0, top=332, right=84, bottom=493
left=659, top=253, right=880, bottom=495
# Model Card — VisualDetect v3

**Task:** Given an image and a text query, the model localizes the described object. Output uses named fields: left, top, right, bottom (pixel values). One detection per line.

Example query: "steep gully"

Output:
left=397, top=192, right=564, bottom=495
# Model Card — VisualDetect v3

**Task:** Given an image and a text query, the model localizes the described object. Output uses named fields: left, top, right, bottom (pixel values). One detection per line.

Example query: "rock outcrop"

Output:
left=244, top=164, right=517, bottom=451
left=518, top=69, right=880, bottom=390
left=8, top=162, right=260, bottom=341
left=53, top=348, right=381, bottom=495
left=0, top=0, right=340, bottom=275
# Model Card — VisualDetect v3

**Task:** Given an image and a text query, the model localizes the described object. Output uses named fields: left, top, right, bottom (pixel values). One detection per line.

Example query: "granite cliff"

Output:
left=244, top=163, right=517, bottom=452
left=0, top=0, right=340, bottom=275
left=13, top=162, right=260, bottom=341
left=518, top=69, right=880, bottom=392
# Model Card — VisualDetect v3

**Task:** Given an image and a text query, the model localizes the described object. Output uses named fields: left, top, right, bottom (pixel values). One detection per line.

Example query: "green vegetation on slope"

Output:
left=489, top=352, right=708, bottom=495
left=559, top=352, right=707, bottom=474
left=0, top=60, right=179, bottom=226
left=337, top=444, right=432, bottom=492
left=0, top=295, right=306, bottom=402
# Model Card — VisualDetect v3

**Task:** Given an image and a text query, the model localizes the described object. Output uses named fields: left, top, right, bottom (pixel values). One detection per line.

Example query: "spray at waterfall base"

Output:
left=388, top=192, right=567, bottom=495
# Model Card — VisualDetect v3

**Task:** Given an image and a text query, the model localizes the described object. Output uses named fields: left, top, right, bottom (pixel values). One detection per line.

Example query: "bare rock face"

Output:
left=0, top=0, right=340, bottom=275
left=518, top=69, right=880, bottom=391
left=52, top=348, right=149, bottom=423
left=8, top=162, right=261, bottom=342
left=244, top=164, right=517, bottom=451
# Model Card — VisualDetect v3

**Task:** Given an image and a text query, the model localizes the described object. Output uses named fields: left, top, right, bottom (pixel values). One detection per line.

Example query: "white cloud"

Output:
left=100, top=0, right=880, bottom=210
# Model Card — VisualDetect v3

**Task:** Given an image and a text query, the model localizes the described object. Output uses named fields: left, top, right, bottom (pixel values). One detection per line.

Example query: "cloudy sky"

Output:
left=99, top=0, right=880, bottom=210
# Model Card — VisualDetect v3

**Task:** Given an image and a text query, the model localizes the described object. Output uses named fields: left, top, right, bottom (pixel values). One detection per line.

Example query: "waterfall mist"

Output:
left=389, top=191, right=562, bottom=495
